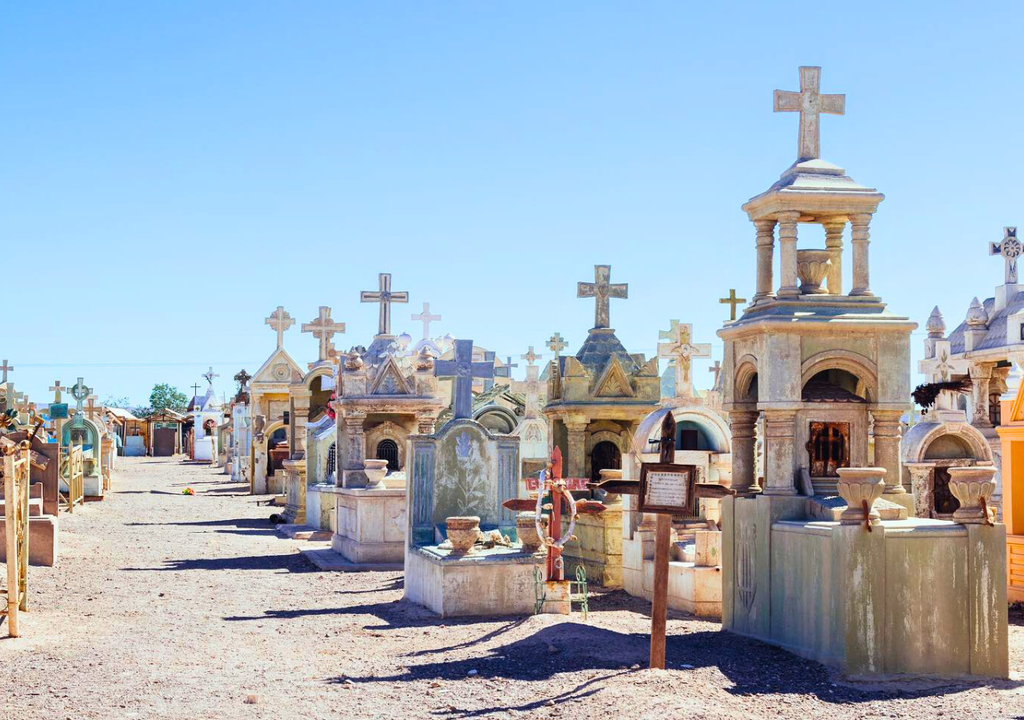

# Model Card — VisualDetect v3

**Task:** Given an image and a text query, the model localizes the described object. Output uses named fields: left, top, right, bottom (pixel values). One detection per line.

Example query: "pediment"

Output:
left=369, top=357, right=412, bottom=396
left=252, top=348, right=303, bottom=386
left=593, top=355, right=635, bottom=398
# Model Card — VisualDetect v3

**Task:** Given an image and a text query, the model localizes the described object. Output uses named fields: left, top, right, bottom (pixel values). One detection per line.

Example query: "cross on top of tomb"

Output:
left=70, top=377, right=91, bottom=412
left=657, top=323, right=712, bottom=398
left=498, top=356, right=518, bottom=380
left=192, top=383, right=201, bottom=397
left=774, top=66, right=845, bottom=162
left=578, top=265, right=627, bottom=330
left=361, top=273, right=409, bottom=337
left=547, top=333, right=567, bottom=359
left=719, top=289, right=747, bottom=321
left=434, top=339, right=494, bottom=420
left=203, top=366, right=220, bottom=387
left=522, top=364, right=543, bottom=418
left=85, top=396, right=101, bottom=420
left=709, top=360, right=722, bottom=388
left=0, top=359, right=12, bottom=384
left=659, top=320, right=680, bottom=342
left=521, top=346, right=540, bottom=367
left=265, top=306, right=295, bottom=350
left=302, top=306, right=346, bottom=362
left=411, top=302, right=441, bottom=340
left=990, top=227, right=1021, bottom=285
left=49, top=380, right=64, bottom=403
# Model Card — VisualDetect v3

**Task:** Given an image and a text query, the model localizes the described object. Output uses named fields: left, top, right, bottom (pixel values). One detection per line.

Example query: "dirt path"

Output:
left=1, top=457, right=1022, bottom=719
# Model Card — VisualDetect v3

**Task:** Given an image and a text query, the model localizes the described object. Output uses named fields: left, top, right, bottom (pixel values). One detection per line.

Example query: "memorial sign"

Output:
left=638, top=462, right=696, bottom=515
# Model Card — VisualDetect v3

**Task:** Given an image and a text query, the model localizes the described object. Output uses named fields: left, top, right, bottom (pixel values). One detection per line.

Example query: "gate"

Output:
left=153, top=427, right=176, bottom=456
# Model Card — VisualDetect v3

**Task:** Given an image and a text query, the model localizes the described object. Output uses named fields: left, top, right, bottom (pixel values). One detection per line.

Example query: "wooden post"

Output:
left=650, top=412, right=676, bottom=669
left=548, top=447, right=564, bottom=582
left=19, top=446, right=28, bottom=612
left=4, top=450, right=19, bottom=637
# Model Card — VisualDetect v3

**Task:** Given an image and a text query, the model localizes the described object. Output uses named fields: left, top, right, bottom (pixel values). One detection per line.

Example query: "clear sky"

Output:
left=2, top=2, right=1023, bottom=406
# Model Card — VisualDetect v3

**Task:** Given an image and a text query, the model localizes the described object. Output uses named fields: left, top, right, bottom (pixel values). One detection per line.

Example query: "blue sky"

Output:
left=2, top=2, right=1023, bottom=406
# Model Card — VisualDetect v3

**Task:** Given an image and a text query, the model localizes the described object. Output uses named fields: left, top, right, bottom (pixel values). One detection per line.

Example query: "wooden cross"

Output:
left=708, top=360, right=722, bottom=388
left=434, top=339, right=494, bottom=420
left=411, top=302, right=441, bottom=340
left=202, top=366, right=220, bottom=387
left=265, top=306, right=295, bottom=350
left=547, top=333, right=567, bottom=359
left=578, top=265, right=627, bottom=330
left=521, top=346, right=540, bottom=367
left=774, top=66, right=845, bottom=162
left=657, top=323, right=711, bottom=398
left=302, top=306, right=346, bottom=361
left=0, top=359, right=12, bottom=384
left=719, top=289, right=747, bottom=321
left=361, top=273, right=409, bottom=336
left=990, top=227, right=1021, bottom=285
left=49, top=381, right=64, bottom=403
left=85, top=396, right=101, bottom=420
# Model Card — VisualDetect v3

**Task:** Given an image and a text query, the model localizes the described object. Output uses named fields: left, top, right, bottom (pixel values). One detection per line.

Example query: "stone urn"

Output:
left=445, top=516, right=481, bottom=554
left=796, top=249, right=833, bottom=294
left=362, top=459, right=389, bottom=489
left=517, top=513, right=549, bottom=554
left=947, top=465, right=997, bottom=524
left=836, top=467, right=887, bottom=526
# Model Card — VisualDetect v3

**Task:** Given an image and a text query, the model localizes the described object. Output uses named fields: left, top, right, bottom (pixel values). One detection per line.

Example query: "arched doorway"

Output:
left=590, top=440, right=621, bottom=484
left=376, top=439, right=400, bottom=472
left=267, top=427, right=287, bottom=477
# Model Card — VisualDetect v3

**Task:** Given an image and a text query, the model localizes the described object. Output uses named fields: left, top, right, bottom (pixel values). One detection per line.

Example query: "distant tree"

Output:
left=149, top=384, right=188, bottom=414
left=103, top=395, right=132, bottom=408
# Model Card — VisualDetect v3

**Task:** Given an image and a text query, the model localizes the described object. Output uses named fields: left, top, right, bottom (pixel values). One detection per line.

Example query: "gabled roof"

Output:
left=946, top=291, right=1024, bottom=355
left=252, top=346, right=304, bottom=386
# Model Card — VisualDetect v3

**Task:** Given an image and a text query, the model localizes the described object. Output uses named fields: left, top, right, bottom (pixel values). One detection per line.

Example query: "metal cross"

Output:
left=0, top=359, right=12, bottom=384
left=192, top=383, right=201, bottom=397
left=657, top=323, right=711, bottom=398
left=719, top=289, right=747, bottom=321
left=50, top=380, right=64, bottom=403
left=521, top=346, right=540, bottom=367
left=547, top=333, right=567, bottom=359
left=990, top=227, right=1021, bottom=285
left=265, top=306, right=295, bottom=350
left=70, top=377, right=91, bottom=412
left=708, top=360, right=722, bottom=388
left=577, top=265, right=628, bottom=330
left=774, top=66, right=845, bottom=162
left=411, top=302, right=441, bottom=340
left=361, top=273, right=409, bottom=336
left=302, top=306, right=346, bottom=361
left=434, top=339, right=494, bottom=420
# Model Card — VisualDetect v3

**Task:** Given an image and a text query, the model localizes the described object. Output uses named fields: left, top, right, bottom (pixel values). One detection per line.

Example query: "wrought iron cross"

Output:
left=411, top=302, right=441, bottom=340
left=578, top=265, right=627, bottom=330
left=719, top=289, right=747, bottom=321
left=265, top=306, right=295, bottom=350
left=302, top=306, right=346, bottom=361
left=547, top=333, right=567, bottom=359
left=774, top=66, right=845, bottom=162
left=361, top=273, right=409, bottom=336
left=434, top=339, right=494, bottom=420
left=990, top=227, right=1021, bottom=285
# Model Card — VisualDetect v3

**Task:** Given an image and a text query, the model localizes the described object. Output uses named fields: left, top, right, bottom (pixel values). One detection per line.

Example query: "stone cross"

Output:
left=659, top=320, right=680, bottom=342
left=361, top=273, right=409, bottom=336
left=434, top=339, right=494, bottom=420
left=203, top=366, right=220, bottom=387
left=265, top=306, right=295, bottom=350
left=50, top=380, right=64, bottom=403
left=657, top=323, right=711, bottom=398
left=547, top=333, right=567, bottom=359
left=0, top=359, right=12, bottom=384
left=990, top=227, right=1021, bottom=285
left=774, top=66, right=845, bottom=162
left=719, top=289, right=747, bottom=321
left=708, top=360, right=722, bottom=388
left=70, top=377, right=91, bottom=413
left=578, top=265, right=627, bottom=330
left=302, top=306, right=346, bottom=361
left=522, top=364, right=543, bottom=418
left=521, top=346, right=540, bottom=367
left=411, top=302, right=441, bottom=340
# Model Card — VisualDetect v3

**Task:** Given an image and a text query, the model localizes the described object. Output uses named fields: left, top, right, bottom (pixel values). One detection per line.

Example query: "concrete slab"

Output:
left=276, top=524, right=331, bottom=541
left=301, top=547, right=402, bottom=572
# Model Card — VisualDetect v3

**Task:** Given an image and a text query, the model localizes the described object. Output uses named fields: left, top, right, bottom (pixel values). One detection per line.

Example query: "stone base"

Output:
left=325, top=486, right=406, bottom=566
left=282, top=462, right=306, bottom=524
left=301, top=547, right=402, bottom=572
left=560, top=504, right=623, bottom=588
left=305, top=484, right=334, bottom=531
left=539, top=579, right=572, bottom=615
left=84, top=473, right=103, bottom=499
left=622, top=531, right=722, bottom=618
left=0, top=515, right=59, bottom=566
left=405, top=545, right=543, bottom=617
left=277, top=524, right=332, bottom=541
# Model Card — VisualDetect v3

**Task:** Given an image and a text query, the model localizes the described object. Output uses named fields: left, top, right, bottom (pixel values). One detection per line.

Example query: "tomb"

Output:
left=146, top=409, right=185, bottom=456
left=719, top=67, right=1007, bottom=678
left=187, top=368, right=222, bottom=462
left=542, top=265, right=660, bottom=586
left=63, top=390, right=105, bottom=497
left=0, top=429, right=60, bottom=566
left=404, top=339, right=542, bottom=617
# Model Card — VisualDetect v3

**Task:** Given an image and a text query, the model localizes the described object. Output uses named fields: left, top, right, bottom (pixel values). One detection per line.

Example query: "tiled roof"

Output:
left=574, top=329, right=638, bottom=375
left=947, top=290, right=1024, bottom=355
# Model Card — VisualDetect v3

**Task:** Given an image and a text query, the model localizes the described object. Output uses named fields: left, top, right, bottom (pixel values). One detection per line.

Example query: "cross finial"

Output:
left=302, top=306, right=346, bottom=362
left=0, top=359, right=12, bottom=384
left=657, top=323, right=711, bottom=398
left=434, top=339, right=495, bottom=420
left=990, top=227, right=1021, bottom=285
left=719, top=289, right=747, bottom=321
left=521, top=346, right=540, bottom=367
left=265, top=306, right=295, bottom=350
left=361, top=273, right=409, bottom=336
left=774, top=66, right=845, bottom=162
left=50, top=380, right=64, bottom=403
left=202, top=366, right=220, bottom=387
left=411, top=302, right=441, bottom=340
left=577, top=265, right=628, bottom=330
left=547, top=333, right=567, bottom=359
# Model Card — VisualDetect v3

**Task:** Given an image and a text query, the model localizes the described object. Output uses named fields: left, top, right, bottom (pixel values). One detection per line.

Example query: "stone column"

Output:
left=762, top=409, right=797, bottom=495
left=565, top=419, right=589, bottom=480
left=904, top=461, right=936, bottom=518
left=753, top=219, right=777, bottom=304
left=290, top=389, right=311, bottom=460
left=341, top=410, right=367, bottom=488
left=970, top=362, right=995, bottom=429
left=728, top=409, right=759, bottom=493
left=871, top=409, right=904, bottom=494
left=777, top=212, right=801, bottom=297
left=849, top=213, right=873, bottom=296
left=823, top=220, right=844, bottom=294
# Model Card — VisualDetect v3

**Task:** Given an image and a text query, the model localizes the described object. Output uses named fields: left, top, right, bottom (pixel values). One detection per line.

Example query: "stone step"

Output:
left=277, top=524, right=332, bottom=542
left=300, top=547, right=402, bottom=573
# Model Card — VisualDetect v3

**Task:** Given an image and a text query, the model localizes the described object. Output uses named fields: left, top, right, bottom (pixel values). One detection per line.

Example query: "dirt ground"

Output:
left=1, top=457, right=1022, bottom=720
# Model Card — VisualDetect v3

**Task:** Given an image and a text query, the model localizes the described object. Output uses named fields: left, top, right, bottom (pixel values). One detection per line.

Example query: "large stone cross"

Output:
left=0, top=359, right=12, bottom=384
left=70, top=377, right=91, bottom=413
left=265, top=306, right=295, bottom=350
left=657, top=323, right=711, bottom=398
left=203, top=366, right=220, bottom=387
left=302, top=306, right=346, bottom=361
left=411, top=302, right=441, bottom=340
left=578, top=265, right=627, bottom=330
left=521, top=364, right=543, bottom=418
left=547, top=333, right=567, bottom=359
left=434, top=339, right=494, bottom=420
left=361, top=273, right=409, bottom=336
left=990, top=227, right=1021, bottom=285
left=774, top=66, right=845, bottom=162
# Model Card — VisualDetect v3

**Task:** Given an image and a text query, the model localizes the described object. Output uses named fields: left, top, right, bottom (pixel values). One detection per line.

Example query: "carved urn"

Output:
left=516, top=513, right=549, bottom=554
left=796, top=249, right=833, bottom=294
left=445, top=516, right=481, bottom=554
left=836, top=467, right=887, bottom=526
left=362, top=458, right=389, bottom=489
left=947, top=465, right=997, bottom=524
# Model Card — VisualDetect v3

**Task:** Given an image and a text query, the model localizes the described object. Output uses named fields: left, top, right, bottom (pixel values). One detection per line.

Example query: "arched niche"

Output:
left=473, top=405, right=519, bottom=436
left=800, top=350, right=877, bottom=403
left=735, top=356, right=759, bottom=403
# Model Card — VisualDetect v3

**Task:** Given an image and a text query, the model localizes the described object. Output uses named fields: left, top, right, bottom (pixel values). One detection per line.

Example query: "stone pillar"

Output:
left=872, top=410, right=904, bottom=494
left=762, top=409, right=797, bottom=495
left=823, top=220, right=844, bottom=294
left=904, top=461, right=936, bottom=518
left=416, top=412, right=438, bottom=435
left=849, top=213, right=873, bottom=296
left=565, top=419, right=588, bottom=480
left=970, top=362, right=995, bottom=429
left=753, top=220, right=777, bottom=304
left=341, top=410, right=367, bottom=488
left=777, top=212, right=800, bottom=297
left=729, top=409, right=759, bottom=493
left=290, top=389, right=311, bottom=460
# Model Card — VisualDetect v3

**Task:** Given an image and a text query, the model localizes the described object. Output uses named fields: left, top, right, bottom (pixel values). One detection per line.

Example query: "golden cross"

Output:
left=719, top=289, right=746, bottom=321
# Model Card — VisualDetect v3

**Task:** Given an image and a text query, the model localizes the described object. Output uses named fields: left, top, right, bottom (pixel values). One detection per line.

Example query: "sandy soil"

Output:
left=1, top=457, right=1022, bottom=720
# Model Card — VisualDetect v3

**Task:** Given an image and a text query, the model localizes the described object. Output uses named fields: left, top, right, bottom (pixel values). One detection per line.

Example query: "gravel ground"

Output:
left=1, top=457, right=1022, bottom=720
